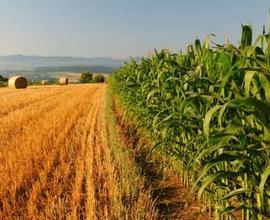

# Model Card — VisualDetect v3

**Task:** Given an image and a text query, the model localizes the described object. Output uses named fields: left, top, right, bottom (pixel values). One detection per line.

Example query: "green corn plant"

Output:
left=110, top=22, right=270, bottom=219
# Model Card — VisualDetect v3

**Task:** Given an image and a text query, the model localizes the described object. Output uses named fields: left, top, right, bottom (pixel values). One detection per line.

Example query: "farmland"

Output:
left=110, top=25, right=270, bottom=219
left=3, top=81, right=218, bottom=220
left=0, top=84, right=106, bottom=219
left=0, top=84, right=160, bottom=219
left=1, top=26, right=270, bottom=220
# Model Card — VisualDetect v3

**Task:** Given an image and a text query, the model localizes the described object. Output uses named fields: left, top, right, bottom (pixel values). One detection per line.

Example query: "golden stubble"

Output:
left=0, top=84, right=116, bottom=219
left=0, top=84, right=158, bottom=219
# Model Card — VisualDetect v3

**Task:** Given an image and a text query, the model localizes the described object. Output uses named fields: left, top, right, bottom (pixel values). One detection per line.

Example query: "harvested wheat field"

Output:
left=0, top=84, right=137, bottom=219
left=0, top=84, right=112, bottom=219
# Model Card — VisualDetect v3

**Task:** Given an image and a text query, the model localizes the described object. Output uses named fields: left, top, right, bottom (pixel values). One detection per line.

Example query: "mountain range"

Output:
left=0, top=55, right=125, bottom=70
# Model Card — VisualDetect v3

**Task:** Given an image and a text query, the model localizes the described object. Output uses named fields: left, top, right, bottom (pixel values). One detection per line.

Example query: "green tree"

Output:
left=79, top=71, right=93, bottom=83
left=0, top=75, right=7, bottom=87
left=0, top=75, right=8, bottom=82
left=93, top=73, right=105, bottom=83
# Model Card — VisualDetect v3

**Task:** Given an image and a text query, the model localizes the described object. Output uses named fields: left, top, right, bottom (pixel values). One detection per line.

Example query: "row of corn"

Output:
left=110, top=25, right=270, bottom=219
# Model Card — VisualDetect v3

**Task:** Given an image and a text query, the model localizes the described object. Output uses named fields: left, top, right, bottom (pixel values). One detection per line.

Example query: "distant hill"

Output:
left=0, top=55, right=124, bottom=70
left=0, top=55, right=142, bottom=80
left=0, top=65, right=116, bottom=81
left=0, top=55, right=130, bottom=80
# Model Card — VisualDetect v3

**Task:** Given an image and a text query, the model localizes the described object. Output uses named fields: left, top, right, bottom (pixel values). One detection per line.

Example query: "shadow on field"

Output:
left=111, top=97, right=211, bottom=220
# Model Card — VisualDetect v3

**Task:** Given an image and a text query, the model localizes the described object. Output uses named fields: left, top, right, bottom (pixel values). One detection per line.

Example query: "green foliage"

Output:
left=0, top=75, right=7, bottom=87
left=93, top=73, right=105, bottom=83
left=0, top=75, right=8, bottom=82
left=79, top=71, right=93, bottom=83
left=110, top=24, right=270, bottom=219
left=241, top=25, right=253, bottom=48
left=28, top=80, right=42, bottom=86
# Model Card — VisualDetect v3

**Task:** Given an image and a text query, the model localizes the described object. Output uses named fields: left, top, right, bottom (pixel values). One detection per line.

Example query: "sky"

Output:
left=0, top=0, right=269, bottom=58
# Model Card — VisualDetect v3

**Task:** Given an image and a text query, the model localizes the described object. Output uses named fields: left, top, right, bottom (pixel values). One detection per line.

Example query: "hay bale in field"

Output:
left=59, top=77, right=68, bottom=85
left=8, top=75, right=28, bottom=89
left=41, top=80, right=49, bottom=85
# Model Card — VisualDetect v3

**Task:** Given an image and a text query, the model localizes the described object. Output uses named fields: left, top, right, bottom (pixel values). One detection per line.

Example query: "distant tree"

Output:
left=93, top=74, right=105, bottom=83
left=28, top=80, right=42, bottom=86
left=0, top=75, right=8, bottom=82
left=0, top=75, right=8, bottom=87
left=79, top=71, right=93, bottom=83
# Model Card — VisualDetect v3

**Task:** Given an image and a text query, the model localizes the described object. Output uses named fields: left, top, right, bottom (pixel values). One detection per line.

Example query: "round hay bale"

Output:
left=41, top=80, right=49, bottom=85
left=59, top=77, right=68, bottom=85
left=8, top=76, right=28, bottom=89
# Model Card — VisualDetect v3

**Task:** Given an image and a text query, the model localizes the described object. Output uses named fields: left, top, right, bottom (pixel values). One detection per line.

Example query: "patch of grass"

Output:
left=105, top=88, right=158, bottom=219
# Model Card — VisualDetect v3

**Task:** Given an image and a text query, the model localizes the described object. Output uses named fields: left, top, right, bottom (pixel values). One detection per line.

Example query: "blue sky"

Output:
left=0, top=0, right=268, bottom=58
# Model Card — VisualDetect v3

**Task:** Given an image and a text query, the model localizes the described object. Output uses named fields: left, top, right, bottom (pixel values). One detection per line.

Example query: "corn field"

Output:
left=110, top=25, right=270, bottom=219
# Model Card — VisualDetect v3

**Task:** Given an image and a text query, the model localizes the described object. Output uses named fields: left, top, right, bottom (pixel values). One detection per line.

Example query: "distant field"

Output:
left=0, top=65, right=113, bottom=81
left=48, top=71, right=81, bottom=83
